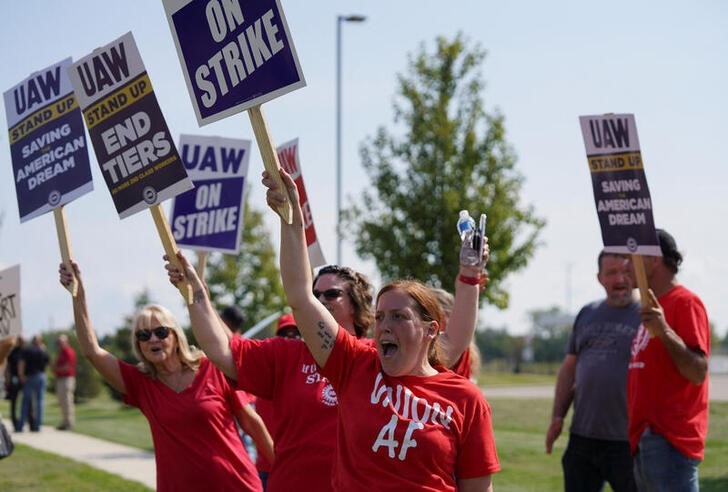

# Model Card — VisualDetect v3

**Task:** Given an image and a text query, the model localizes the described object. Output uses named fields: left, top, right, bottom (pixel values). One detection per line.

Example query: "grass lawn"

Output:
left=0, top=444, right=152, bottom=491
left=6, top=374, right=728, bottom=491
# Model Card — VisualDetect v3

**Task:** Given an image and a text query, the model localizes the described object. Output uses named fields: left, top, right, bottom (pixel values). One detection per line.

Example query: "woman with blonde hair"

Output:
left=59, top=261, right=263, bottom=492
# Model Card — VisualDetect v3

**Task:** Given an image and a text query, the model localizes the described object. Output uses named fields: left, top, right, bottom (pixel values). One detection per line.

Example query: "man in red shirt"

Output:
left=53, top=334, right=77, bottom=430
left=628, top=229, right=710, bottom=491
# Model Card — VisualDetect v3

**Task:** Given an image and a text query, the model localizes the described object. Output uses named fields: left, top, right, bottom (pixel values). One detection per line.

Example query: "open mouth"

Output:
left=380, top=341, right=399, bottom=358
left=150, top=346, right=162, bottom=354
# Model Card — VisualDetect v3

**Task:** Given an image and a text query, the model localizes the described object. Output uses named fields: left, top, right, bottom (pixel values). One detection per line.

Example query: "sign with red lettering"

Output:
left=276, top=139, right=326, bottom=267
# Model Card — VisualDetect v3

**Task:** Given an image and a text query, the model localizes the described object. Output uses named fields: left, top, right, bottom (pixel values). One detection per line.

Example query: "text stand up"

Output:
left=150, top=205, right=192, bottom=304
left=53, top=206, right=78, bottom=297
left=248, top=106, right=292, bottom=224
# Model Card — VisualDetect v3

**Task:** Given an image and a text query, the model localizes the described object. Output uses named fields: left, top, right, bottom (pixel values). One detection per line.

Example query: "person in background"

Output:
left=628, top=229, right=710, bottom=491
left=59, top=261, right=262, bottom=492
left=545, top=251, right=640, bottom=492
left=4, top=336, right=26, bottom=431
left=53, top=334, right=77, bottom=430
left=17, top=334, right=49, bottom=432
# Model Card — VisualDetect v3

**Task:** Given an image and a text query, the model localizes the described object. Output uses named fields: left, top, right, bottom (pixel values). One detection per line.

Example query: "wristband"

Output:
left=458, top=274, right=481, bottom=285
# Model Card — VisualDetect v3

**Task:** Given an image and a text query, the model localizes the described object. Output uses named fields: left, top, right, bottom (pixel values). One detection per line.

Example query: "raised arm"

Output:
left=165, top=253, right=238, bottom=380
left=438, top=238, right=490, bottom=367
left=59, top=262, right=125, bottom=394
left=262, top=169, right=339, bottom=368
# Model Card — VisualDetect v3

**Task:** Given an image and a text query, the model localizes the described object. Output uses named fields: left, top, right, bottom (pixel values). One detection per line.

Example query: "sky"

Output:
left=1, top=0, right=726, bottom=339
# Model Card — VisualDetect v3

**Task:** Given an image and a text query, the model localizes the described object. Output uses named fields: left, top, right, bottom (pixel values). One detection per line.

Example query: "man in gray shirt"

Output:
left=545, top=251, right=641, bottom=491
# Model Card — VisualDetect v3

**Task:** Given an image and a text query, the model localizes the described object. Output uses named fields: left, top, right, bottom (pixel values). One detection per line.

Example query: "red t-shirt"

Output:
left=450, top=347, right=472, bottom=379
left=322, top=328, right=500, bottom=491
left=230, top=335, right=338, bottom=492
left=254, top=396, right=274, bottom=473
left=54, top=345, right=76, bottom=377
left=627, top=285, right=710, bottom=459
left=119, top=358, right=262, bottom=492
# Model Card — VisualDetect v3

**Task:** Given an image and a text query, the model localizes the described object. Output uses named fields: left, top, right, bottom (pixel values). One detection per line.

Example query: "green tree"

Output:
left=42, top=330, right=102, bottom=401
left=204, top=198, right=286, bottom=337
left=528, top=306, right=573, bottom=362
left=342, top=34, right=544, bottom=308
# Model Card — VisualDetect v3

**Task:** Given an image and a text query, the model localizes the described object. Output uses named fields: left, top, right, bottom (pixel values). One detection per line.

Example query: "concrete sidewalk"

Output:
left=8, top=422, right=156, bottom=490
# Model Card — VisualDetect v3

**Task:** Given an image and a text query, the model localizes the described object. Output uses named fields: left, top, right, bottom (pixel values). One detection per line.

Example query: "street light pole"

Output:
left=336, top=14, right=366, bottom=266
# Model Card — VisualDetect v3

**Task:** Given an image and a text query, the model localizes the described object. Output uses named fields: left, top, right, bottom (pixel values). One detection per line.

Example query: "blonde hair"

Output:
left=131, top=304, right=203, bottom=379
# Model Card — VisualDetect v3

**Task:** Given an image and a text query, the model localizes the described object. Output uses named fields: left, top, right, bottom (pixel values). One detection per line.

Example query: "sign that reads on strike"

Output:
left=0, top=265, right=21, bottom=339
left=67, top=32, right=192, bottom=219
left=277, top=139, right=326, bottom=268
left=162, top=0, right=305, bottom=126
left=579, top=113, right=660, bottom=256
left=4, top=58, right=93, bottom=222
left=170, top=135, right=251, bottom=254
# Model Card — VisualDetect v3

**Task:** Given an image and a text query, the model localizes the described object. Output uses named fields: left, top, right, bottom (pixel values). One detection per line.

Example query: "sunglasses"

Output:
left=313, top=288, right=345, bottom=301
left=136, top=326, right=171, bottom=342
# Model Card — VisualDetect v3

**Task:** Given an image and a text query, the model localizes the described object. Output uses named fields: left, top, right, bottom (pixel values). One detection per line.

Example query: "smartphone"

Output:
left=473, top=213, right=487, bottom=256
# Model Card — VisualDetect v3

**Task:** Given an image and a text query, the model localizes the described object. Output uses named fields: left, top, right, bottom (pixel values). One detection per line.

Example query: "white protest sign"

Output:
left=0, top=265, right=21, bottom=339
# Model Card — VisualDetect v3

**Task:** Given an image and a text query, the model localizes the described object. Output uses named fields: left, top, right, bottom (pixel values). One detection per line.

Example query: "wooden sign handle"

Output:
left=150, top=204, right=192, bottom=304
left=248, top=105, right=292, bottom=224
left=196, top=251, right=209, bottom=279
left=631, top=254, right=650, bottom=308
left=53, top=206, right=78, bottom=297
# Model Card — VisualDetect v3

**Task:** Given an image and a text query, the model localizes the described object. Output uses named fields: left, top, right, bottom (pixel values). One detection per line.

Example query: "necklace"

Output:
left=159, top=366, right=192, bottom=393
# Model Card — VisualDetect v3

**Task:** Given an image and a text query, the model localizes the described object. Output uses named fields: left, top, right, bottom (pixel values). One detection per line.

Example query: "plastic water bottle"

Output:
left=456, top=210, right=476, bottom=241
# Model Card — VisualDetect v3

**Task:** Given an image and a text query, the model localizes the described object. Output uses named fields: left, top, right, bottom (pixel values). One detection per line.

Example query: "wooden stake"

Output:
left=150, top=204, right=192, bottom=304
left=631, top=254, right=650, bottom=308
left=248, top=105, right=292, bottom=224
left=53, top=206, right=78, bottom=297
left=196, top=251, right=209, bottom=279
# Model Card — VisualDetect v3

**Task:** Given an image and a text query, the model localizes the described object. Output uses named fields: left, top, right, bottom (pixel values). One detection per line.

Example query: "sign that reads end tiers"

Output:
left=0, top=265, right=21, bottom=339
left=170, top=135, right=251, bottom=254
left=4, top=58, right=93, bottom=222
left=277, top=139, right=326, bottom=268
left=162, top=0, right=305, bottom=126
left=67, top=32, right=192, bottom=219
left=579, top=113, right=660, bottom=256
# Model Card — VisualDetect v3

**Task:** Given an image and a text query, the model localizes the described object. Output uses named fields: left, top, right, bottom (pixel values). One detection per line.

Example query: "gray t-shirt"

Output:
left=567, top=299, right=641, bottom=441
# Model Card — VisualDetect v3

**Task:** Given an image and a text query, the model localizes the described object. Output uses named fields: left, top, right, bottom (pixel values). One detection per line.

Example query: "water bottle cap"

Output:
left=459, top=210, right=469, bottom=217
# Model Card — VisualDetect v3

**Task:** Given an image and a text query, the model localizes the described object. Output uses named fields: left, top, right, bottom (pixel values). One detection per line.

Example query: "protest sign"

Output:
left=162, top=0, right=305, bottom=125
left=277, top=139, right=326, bottom=268
left=68, top=32, right=194, bottom=302
left=0, top=265, right=21, bottom=339
left=4, top=58, right=93, bottom=223
left=171, top=134, right=251, bottom=254
left=162, top=0, right=306, bottom=223
left=67, top=31, right=193, bottom=219
left=579, top=113, right=660, bottom=305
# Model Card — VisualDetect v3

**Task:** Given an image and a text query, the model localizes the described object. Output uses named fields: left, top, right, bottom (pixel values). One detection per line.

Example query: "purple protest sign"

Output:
left=67, top=32, right=192, bottom=219
left=4, top=58, right=93, bottom=222
left=170, top=135, right=250, bottom=253
left=162, top=0, right=306, bottom=126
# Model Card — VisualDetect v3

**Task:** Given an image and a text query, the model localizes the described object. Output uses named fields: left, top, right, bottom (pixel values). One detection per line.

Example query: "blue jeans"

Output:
left=20, top=373, right=46, bottom=431
left=633, top=428, right=700, bottom=492
left=562, top=433, right=637, bottom=492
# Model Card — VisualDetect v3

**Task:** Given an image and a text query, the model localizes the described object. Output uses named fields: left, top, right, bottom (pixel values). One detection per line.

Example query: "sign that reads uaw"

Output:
left=67, top=32, right=193, bottom=219
left=162, top=0, right=306, bottom=126
left=4, top=58, right=93, bottom=222
left=0, top=265, right=21, bottom=339
left=579, top=114, right=660, bottom=256
left=277, top=139, right=326, bottom=268
left=171, top=135, right=250, bottom=254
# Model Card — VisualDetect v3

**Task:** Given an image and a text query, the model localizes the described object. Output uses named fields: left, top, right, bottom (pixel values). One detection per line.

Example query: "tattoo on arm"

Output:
left=192, top=289, right=206, bottom=304
left=317, top=321, right=335, bottom=350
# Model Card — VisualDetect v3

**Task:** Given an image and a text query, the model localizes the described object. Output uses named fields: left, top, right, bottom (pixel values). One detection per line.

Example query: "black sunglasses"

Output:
left=313, top=288, right=345, bottom=301
left=136, top=326, right=171, bottom=342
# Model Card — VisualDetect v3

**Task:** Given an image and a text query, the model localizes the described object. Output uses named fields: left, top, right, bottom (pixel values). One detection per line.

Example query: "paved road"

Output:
left=483, top=373, right=728, bottom=401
